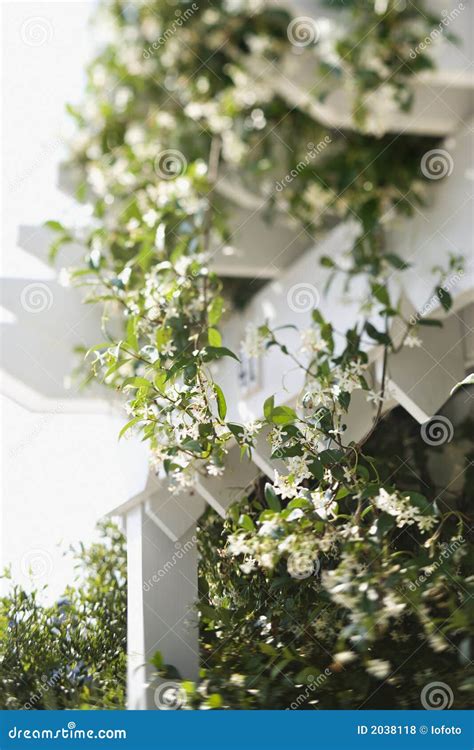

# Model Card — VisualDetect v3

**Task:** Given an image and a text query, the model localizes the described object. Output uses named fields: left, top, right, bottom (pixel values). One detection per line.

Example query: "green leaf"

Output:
left=385, top=253, right=410, bottom=270
left=270, top=406, right=297, bottom=425
left=213, top=383, right=227, bottom=420
left=437, top=287, right=452, bottom=312
left=208, top=694, right=223, bottom=708
left=126, top=316, right=139, bottom=352
left=150, top=651, right=163, bottom=670
left=417, top=318, right=443, bottom=327
left=263, top=395, right=275, bottom=421
left=154, top=371, right=167, bottom=393
left=238, top=514, right=255, bottom=532
left=118, top=416, right=142, bottom=440
left=296, top=667, right=320, bottom=684
left=208, top=296, right=224, bottom=326
left=44, top=220, right=66, bottom=233
left=372, top=284, right=390, bottom=307
left=208, top=327, right=222, bottom=347
left=202, top=346, right=239, bottom=363
left=122, top=376, right=151, bottom=390
left=365, top=322, right=391, bottom=346
left=264, top=483, right=281, bottom=511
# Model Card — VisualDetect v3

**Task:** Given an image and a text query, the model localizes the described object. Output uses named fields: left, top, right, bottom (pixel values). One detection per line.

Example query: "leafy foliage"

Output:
left=46, top=0, right=472, bottom=710
left=175, top=406, right=473, bottom=709
left=0, top=522, right=126, bottom=710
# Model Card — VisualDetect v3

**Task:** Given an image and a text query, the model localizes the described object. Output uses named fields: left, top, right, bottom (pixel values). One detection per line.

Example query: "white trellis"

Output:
left=1, top=1, right=473, bottom=710
left=113, top=119, right=473, bottom=708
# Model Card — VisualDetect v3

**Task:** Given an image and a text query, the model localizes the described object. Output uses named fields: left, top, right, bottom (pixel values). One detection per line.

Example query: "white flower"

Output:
left=58, top=268, right=71, bottom=287
left=273, top=471, right=300, bottom=500
left=143, top=209, right=158, bottom=227
left=207, top=463, right=225, bottom=477
left=404, top=333, right=422, bottom=348
left=240, top=558, right=256, bottom=574
left=287, top=455, right=312, bottom=483
left=311, top=490, right=337, bottom=520
left=374, top=489, right=436, bottom=532
left=260, top=552, right=275, bottom=569
left=366, top=390, right=384, bottom=406
left=286, top=508, right=304, bottom=522
left=343, top=467, right=353, bottom=483
left=269, top=427, right=284, bottom=451
left=160, top=341, right=176, bottom=358
left=333, top=651, right=357, bottom=665
left=258, top=518, right=280, bottom=537
left=366, top=659, right=391, bottom=679
left=227, top=535, right=250, bottom=556
left=383, top=592, right=406, bottom=618
left=300, top=328, right=324, bottom=353
left=241, top=324, right=265, bottom=358
left=349, top=360, right=367, bottom=378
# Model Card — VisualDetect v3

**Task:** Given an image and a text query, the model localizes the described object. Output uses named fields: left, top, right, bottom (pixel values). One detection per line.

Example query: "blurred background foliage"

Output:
left=0, top=522, right=126, bottom=710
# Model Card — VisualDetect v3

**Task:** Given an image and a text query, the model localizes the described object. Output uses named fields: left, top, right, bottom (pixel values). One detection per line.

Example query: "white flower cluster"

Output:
left=373, top=489, right=436, bottom=532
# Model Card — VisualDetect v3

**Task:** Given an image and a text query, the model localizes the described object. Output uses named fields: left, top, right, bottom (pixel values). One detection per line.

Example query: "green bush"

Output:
left=0, top=522, right=126, bottom=710
left=156, top=405, right=473, bottom=709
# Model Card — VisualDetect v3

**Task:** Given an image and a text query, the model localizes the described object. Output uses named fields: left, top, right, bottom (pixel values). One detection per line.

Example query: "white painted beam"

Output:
left=196, top=442, right=261, bottom=517
left=126, top=503, right=199, bottom=710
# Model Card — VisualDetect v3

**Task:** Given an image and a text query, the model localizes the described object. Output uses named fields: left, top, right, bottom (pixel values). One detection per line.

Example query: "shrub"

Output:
left=0, top=522, right=126, bottom=710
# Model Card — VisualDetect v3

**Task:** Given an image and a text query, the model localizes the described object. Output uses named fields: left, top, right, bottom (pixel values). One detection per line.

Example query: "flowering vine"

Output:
left=49, top=0, right=472, bottom=701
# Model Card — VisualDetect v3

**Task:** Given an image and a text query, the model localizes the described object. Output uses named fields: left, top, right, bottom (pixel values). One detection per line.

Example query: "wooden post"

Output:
left=125, top=502, right=199, bottom=710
